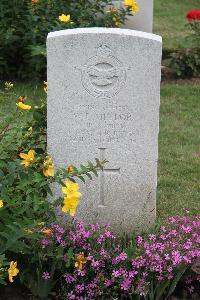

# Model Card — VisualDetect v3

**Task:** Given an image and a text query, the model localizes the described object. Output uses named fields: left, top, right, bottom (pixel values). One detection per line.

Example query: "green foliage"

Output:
left=0, top=255, right=10, bottom=285
left=185, top=20, right=200, bottom=48
left=0, top=0, right=131, bottom=80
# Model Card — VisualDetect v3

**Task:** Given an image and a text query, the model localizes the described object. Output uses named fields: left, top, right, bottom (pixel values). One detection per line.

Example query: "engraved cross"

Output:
left=98, top=148, right=120, bottom=207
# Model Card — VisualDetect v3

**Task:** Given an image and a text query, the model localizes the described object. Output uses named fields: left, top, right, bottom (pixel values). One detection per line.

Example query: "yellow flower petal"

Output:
left=8, top=261, right=19, bottom=283
left=123, top=0, right=139, bottom=14
left=28, top=150, right=35, bottom=160
left=16, top=102, right=31, bottom=111
left=69, top=208, right=76, bottom=216
left=62, top=187, right=68, bottom=194
left=59, top=14, right=71, bottom=23
left=62, top=205, right=68, bottom=213
left=0, top=200, right=4, bottom=208
left=43, top=167, right=54, bottom=177
left=19, top=153, right=28, bottom=159
left=19, top=150, right=35, bottom=167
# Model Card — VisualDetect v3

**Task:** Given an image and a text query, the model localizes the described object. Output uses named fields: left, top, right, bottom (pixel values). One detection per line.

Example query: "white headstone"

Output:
left=112, top=0, right=154, bottom=33
left=47, top=28, right=162, bottom=233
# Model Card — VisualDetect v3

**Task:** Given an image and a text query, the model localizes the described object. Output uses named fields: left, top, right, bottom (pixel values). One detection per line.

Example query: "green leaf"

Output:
left=80, top=164, right=88, bottom=173
left=167, top=265, right=188, bottom=297
left=91, top=168, right=98, bottom=177
left=77, top=175, right=85, bottom=183
left=67, top=248, right=74, bottom=260
left=72, top=166, right=78, bottom=174
left=155, top=280, right=170, bottom=299
left=85, top=172, right=92, bottom=180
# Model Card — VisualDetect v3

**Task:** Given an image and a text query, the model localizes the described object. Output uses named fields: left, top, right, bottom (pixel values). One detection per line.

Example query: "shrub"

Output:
left=0, top=0, right=135, bottom=80
left=170, top=48, right=200, bottom=78
left=169, top=10, right=200, bottom=78
left=0, top=83, right=106, bottom=291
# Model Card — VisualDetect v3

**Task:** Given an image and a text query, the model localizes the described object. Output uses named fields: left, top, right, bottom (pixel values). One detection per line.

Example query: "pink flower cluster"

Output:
left=38, top=217, right=200, bottom=299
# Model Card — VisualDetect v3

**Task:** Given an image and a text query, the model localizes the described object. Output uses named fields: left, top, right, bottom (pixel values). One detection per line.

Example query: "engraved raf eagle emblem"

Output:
left=76, top=45, right=126, bottom=99
left=87, top=65, right=120, bottom=87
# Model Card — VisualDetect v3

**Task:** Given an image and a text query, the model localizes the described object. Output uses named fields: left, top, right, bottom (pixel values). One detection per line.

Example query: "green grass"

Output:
left=0, top=83, right=199, bottom=217
left=154, top=0, right=200, bottom=49
left=158, top=83, right=200, bottom=218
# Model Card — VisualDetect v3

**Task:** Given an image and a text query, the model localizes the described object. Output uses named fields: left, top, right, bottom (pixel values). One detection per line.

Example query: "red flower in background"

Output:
left=186, top=10, right=200, bottom=22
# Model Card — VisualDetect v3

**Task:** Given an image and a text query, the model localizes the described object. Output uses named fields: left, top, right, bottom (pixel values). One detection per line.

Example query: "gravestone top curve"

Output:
left=47, top=28, right=162, bottom=43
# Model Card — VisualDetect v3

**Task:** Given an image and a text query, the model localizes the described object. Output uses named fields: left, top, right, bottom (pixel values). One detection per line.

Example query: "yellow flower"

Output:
left=31, top=0, right=39, bottom=4
left=8, top=261, right=19, bottom=283
left=62, top=196, right=80, bottom=216
left=62, top=179, right=81, bottom=199
left=0, top=200, right=4, bottom=208
left=16, top=102, right=31, bottom=111
left=75, top=252, right=87, bottom=270
left=124, top=0, right=139, bottom=14
left=43, top=81, right=47, bottom=93
left=19, top=150, right=35, bottom=167
left=43, top=156, right=54, bottom=177
left=4, top=82, right=13, bottom=91
left=61, top=180, right=81, bottom=216
left=59, top=14, right=71, bottom=23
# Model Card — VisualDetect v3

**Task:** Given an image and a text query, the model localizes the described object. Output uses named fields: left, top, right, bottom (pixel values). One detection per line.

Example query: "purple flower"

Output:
left=181, top=225, right=192, bottom=234
left=67, top=291, right=76, bottom=300
left=90, top=223, right=100, bottom=231
left=172, top=250, right=182, bottom=265
left=121, top=278, right=132, bottom=291
left=64, top=274, right=75, bottom=283
left=91, top=260, right=100, bottom=268
left=77, top=269, right=86, bottom=276
left=148, top=234, right=156, bottom=241
left=112, top=270, right=121, bottom=277
left=51, top=224, right=65, bottom=234
left=128, top=270, right=138, bottom=278
left=41, top=238, right=49, bottom=247
left=136, top=235, right=143, bottom=246
left=75, top=284, right=85, bottom=293
left=42, top=272, right=50, bottom=280
left=104, top=279, right=113, bottom=287
left=118, top=252, right=127, bottom=261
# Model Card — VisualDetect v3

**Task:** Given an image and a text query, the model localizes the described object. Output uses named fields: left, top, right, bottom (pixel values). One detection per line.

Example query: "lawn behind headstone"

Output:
left=154, top=0, right=200, bottom=49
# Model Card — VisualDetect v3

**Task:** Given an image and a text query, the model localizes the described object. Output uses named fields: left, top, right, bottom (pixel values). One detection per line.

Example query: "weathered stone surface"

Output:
left=47, top=28, right=162, bottom=233
left=112, top=0, right=154, bottom=33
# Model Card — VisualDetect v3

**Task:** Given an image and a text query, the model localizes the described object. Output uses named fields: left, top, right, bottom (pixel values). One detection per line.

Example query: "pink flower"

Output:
left=121, top=278, right=132, bottom=290
left=112, top=270, right=121, bottom=277
left=42, top=272, right=50, bottom=280
left=104, top=279, right=112, bottom=287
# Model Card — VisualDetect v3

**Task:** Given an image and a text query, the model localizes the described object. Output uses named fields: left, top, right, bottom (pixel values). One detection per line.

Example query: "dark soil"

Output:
left=0, top=286, right=58, bottom=300
left=162, top=77, right=200, bottom=85
left=161, top=65, right=200, bottom=85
